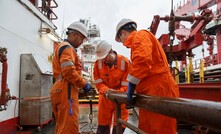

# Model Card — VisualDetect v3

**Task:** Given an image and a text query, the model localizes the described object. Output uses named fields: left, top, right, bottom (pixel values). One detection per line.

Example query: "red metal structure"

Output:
left=150, top=0, right=221, bottom=80
left=150, top=0, right=221, bottom=65
left=0, top=48, right=9, bottom=111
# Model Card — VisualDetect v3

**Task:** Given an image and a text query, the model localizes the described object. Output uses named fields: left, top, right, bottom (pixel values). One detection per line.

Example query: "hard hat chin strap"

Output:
left=66, top=29, right=77, bottom=35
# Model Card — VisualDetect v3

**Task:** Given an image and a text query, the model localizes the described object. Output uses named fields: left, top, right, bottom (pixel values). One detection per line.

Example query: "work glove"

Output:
left=83, top=83, right=92, bottom=93
left=125, top=82, right=136, bottom=109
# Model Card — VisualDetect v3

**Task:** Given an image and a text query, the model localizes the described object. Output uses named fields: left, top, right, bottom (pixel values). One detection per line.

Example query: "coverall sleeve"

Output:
left=128, top=35, right=153, bottom=84
left=59, top=47, right=86, bottom=88
left=93, top=61, right=109, bottom=94
left=117, top=59, right=129, bottom=92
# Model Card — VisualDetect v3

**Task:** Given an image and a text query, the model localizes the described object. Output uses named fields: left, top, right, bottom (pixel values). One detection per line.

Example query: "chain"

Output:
left=169, top=35, right=175, bottom=69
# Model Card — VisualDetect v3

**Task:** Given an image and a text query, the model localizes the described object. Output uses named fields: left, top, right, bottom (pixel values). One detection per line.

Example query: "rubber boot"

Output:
left=112, top=126, right=125, bottom=134
left=96, top=125, right=110, bottom=134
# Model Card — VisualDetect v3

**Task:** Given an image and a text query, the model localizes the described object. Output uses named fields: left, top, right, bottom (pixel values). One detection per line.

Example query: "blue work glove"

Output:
left=83, top=83, right=92, bottom=93
left=127, top=82, right=136, bottom=104
left=125, top=82, right=136, bottom=109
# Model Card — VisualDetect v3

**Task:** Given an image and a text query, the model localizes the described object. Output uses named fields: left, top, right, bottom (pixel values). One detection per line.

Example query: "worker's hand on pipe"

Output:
left=104, top=88, right=115, bottom=99
left=83, top=83, right=92, bottom=93
left=127, top=82, right=136, bottom=104
left=125, top=82, right=136, bottom=109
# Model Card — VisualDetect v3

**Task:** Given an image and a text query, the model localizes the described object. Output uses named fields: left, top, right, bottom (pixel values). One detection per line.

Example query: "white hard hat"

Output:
left=67, top=21, right=88, bottom=38
left=96, top=40, right=112, bottom=60
left=115, top=18, right=137, bottom=42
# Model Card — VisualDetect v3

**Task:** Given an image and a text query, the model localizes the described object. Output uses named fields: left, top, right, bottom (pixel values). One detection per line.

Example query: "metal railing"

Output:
left=29, top=0, right=58, bottom=21
left=105, top=90, right=221, bottom=134
left=193, top=52, right=221, bottom=70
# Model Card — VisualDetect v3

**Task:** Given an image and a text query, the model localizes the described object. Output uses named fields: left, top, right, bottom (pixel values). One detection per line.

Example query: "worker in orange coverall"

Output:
left=115, top=18, right=180, bottom=134
left=50, top=21, right=92, bottom=134
left=93, top=40, right=129, bottom=134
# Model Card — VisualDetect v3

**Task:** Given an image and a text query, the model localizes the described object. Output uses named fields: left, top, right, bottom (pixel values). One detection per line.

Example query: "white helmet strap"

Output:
left=66, top=29, right=81, bottom=35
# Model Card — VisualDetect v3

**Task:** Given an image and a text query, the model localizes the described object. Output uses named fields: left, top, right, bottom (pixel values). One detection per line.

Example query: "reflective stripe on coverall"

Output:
left=93, top=54, right=129, bottom=134
left=50, top=41, right=86, bottom=134
left=124, top=30, right=180, bottom=134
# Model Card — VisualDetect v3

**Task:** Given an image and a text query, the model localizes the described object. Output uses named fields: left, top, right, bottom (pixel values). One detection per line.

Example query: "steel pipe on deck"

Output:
left=106, top=91, right=221, bottom=132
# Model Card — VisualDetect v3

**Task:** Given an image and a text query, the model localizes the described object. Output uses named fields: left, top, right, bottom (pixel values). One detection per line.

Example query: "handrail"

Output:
left=31, top=0, right=58, bottom=21
left=49, top=0, right=58, bottom=8
left=106, top=90, right=221, bottom=133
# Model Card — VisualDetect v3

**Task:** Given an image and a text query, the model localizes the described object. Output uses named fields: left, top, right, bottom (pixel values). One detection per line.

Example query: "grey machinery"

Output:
left=19, top=54, right=53, bottom=128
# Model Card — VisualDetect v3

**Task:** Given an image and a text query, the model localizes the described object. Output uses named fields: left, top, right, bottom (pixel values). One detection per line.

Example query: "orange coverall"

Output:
left=124, top=30, right=180, bottom=134
left=93, top=53, right=129, bottom=134
left=50, top=41, right=86, bottom=134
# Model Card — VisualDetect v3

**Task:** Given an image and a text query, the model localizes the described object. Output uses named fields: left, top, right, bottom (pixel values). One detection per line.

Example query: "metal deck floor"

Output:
left=16, top=104, right=138, bottom=134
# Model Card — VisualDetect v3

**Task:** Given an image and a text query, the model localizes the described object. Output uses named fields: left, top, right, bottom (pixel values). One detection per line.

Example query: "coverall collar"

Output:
left=124, top=31, right=137, bottom=48
left=64, top=39, right=77, bottom=52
